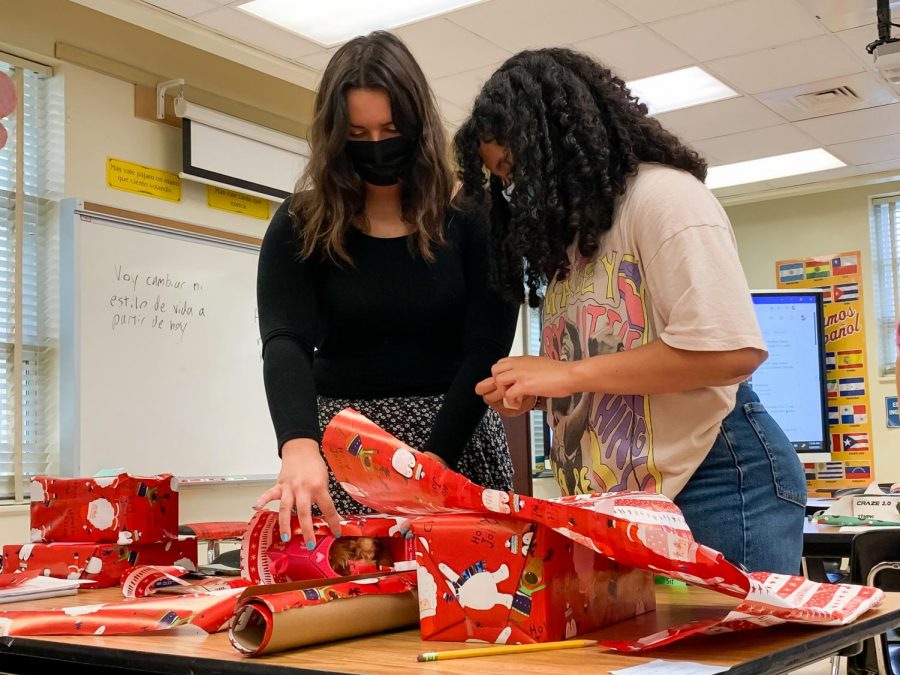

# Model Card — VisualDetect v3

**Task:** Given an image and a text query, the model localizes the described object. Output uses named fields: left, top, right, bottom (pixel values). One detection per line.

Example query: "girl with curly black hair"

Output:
left=256, top=32, right=518, bottom=547
left=456, top=48, right=806, bottom=574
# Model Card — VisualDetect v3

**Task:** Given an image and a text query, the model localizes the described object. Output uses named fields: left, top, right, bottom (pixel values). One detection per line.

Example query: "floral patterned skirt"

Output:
left=316, top=394, right=514, bottom=515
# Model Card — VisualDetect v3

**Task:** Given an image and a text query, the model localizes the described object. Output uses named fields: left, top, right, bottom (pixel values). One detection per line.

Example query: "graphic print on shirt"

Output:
left=542, top=252, right=661, bottom=496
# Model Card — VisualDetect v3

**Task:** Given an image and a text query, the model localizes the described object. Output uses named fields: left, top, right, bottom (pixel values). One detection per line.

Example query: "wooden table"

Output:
left=2, top=586, right=900, bottom=674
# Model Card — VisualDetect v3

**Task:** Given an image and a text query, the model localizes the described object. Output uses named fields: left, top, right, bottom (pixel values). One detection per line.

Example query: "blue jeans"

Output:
left=674, top=382, right=806, bottom=574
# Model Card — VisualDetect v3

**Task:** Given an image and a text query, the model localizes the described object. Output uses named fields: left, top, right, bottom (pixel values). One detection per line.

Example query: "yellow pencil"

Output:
left=416, top=638, right=597, bottom=662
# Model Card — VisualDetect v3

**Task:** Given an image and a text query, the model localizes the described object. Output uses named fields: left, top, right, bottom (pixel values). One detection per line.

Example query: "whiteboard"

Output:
left=60, top=200, right=279, bottom=480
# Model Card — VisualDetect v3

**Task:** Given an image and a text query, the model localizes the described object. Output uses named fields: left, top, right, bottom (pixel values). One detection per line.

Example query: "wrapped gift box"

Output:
left=243, top=510, right=416, bottom=584
left=30, top=473, right=179, bottom=544
left=1, top=538, right=197, bottom=588
left=412, top=514, right=655, bottom=643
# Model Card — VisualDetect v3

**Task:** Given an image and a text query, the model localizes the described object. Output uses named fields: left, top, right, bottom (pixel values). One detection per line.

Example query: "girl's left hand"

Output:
left=491, top=356, right=576, bottom=406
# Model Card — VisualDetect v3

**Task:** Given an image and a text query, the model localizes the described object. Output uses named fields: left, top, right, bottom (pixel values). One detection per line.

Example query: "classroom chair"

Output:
left=843, top=530, right=900, bottom=675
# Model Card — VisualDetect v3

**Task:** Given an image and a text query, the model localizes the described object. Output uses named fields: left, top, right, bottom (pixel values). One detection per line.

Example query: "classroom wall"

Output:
left=0, top=64, right=275, bottom=543
left=0, top=3, right=322, bottom=544
left=727, top=180, right=900, bottom=483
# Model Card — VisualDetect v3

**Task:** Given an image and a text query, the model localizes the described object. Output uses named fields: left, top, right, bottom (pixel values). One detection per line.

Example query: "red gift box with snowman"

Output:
left=29, top=473, right=179, bottom=545
left=412, top=513, right=654, bottom=643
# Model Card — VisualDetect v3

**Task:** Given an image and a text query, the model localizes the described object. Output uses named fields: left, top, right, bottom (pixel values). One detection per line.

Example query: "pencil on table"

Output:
left=416, top=638, right=597, bottom=662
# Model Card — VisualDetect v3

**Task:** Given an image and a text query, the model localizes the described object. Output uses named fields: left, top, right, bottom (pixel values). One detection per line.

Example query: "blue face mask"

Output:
left=501, top=182, right=515, bottom=203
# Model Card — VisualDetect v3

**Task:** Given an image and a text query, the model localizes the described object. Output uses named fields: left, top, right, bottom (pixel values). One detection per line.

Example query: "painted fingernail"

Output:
left=306, top=540, right=315, bottom=551
left=281, top=533, right=290, bottom=542
left=334, top=529, right=342, bottom=538
left=404, top=530, right=414, bottom=540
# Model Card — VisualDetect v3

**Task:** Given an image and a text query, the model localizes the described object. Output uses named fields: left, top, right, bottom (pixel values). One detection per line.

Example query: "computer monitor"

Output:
left=749, top=290, right=830, bottom=463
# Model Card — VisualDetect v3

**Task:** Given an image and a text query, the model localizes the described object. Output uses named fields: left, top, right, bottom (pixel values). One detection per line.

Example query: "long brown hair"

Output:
left=292, top=31, right=452, bottom=263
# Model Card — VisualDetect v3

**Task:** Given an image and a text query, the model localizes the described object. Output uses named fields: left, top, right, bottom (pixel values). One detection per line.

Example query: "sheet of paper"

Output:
left=610, top=659, right=728, bottom=674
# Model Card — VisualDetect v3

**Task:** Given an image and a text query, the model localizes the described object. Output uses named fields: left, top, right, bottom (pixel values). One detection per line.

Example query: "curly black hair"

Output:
left=453, top=48, right=707, bottom=307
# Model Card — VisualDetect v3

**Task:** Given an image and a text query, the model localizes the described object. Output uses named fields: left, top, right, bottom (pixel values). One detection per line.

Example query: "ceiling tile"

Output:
left=393, top=18, right=509, bottom=80
left=694, top=124, right=819, bottom=163
left=431, top=62, right=503, bottom=108
left=650, top=0, right=825, bottom=61
left=572, top=26, right=693, bottom=80
left=143, top=0, right=219, bottom=17
left=795, top=103, right=900, bottom=145
left=762, top=164, right=860, bottom=189
left=447, top=0, right=635, bottom=52
left=437, top=97, right=470, bottom=125
left=193, top=7, right=321, bottom=58
left=828, top=133, right=900, bottom=165
left=853, top=157, right=900, bottom=176
left=798, top=0, right=887, bottom=32
left=655, top=96, right=785, bottom=142
left=294, top=48, right=339, bottom=73
left=706, top=35, right=864, bottom=94
left=753, top=71, right=899, bottom=122
left=835, top=23, right=882, bottom=68
left=605, top=0, right=736, bottom=23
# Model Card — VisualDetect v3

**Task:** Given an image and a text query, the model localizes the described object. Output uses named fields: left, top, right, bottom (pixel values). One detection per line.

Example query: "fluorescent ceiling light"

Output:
left=706, top=149, right=846, bottom=189
left=238, top=0, right=485, bottom=47
left=627, top=67, right=737, bottom=115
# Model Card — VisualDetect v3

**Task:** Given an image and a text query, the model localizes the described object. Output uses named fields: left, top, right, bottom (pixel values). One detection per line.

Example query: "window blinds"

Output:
left=870, top=195, right=900, bottom=378
left=0, top=62, right=63, bottom=501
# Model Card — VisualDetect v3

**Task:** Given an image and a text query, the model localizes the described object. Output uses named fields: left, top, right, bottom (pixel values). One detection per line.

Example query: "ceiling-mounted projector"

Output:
left=873, top=40, right=900, bottom=86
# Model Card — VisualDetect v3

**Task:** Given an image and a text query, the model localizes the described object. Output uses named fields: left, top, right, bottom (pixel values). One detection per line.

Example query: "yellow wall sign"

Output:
left=775, top=250, right=873, bottom=493
left=106, top=158, right=181, bottom=202
left=207, top=186, right=270, bottom=220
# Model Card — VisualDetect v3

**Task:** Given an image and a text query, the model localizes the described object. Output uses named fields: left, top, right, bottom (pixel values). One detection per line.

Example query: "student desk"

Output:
left=801, top=521, right=900, bottom=581
left=2, top=587, right=900, bottom=674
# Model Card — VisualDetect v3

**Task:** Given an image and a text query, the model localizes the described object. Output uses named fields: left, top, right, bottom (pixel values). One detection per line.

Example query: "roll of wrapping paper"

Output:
left=228, top=570, right=418, bottom=656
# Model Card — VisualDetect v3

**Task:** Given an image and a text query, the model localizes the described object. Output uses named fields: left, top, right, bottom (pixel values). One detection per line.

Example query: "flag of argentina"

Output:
left=778, top=262, right=804, bottom=283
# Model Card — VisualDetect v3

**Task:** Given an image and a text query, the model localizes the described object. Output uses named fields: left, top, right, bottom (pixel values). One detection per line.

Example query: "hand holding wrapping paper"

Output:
left=321, top=408, right=885, bottom=650
left=322, top=408, right=750, bottom=596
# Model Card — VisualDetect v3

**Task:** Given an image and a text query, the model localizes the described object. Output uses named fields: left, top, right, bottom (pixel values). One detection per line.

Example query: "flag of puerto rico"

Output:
left=842, top=433, right=870, bottom=451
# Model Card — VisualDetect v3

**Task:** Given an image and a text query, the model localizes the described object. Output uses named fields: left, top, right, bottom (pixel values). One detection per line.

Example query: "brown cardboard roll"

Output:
left=228, top=573, right=419, bottom=656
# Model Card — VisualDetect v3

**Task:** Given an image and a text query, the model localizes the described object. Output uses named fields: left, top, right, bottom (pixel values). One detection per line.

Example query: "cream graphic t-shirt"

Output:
left=542, top=163, right=766, bottom=499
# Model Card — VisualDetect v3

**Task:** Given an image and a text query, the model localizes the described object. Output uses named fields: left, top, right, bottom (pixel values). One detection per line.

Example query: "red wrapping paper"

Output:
left=320, top=408, right=885, bottom=650
left=413, top=513, right=655, bottom=643
left=603, top=572, right=886, bottom=650
left=2, top=538, right=198, bottom=588
left=242, top=510, right=415, bottom=584
left=0, top=589, right=242, bottom=637
left=121, top=565, right=252, bottom=599
left=0, top=570, right=40, bottom=589
left=30, top=474, right=179, bottom=544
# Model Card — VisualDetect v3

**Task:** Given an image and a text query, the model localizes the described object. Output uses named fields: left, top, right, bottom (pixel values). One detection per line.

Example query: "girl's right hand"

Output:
left=255, top=438, right=342, bottom=549
left=475, top=376, right=536, bottom=416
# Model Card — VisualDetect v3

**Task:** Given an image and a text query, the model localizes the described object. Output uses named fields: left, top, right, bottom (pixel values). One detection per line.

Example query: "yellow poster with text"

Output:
left=207, top=186, right=270, bottom=220
left=106, top=158, right=181, bottom=202
left=775, top=251, right=873, bottom=493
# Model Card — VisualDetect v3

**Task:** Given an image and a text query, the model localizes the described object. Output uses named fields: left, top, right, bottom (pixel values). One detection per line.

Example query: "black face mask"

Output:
left=345, top=135, right=416, bottom=186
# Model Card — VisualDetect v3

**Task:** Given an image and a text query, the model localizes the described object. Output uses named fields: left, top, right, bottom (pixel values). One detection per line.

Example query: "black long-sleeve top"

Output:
left=257, top=200, right=519, bottom=467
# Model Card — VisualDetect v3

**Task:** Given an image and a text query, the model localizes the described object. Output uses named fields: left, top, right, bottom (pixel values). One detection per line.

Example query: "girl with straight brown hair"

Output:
left=255, top=31, right=518, bottom=547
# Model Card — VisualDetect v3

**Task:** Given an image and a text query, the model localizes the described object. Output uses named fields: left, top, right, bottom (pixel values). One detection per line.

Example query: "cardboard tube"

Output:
left=229, top=591, right=419, bottom=656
